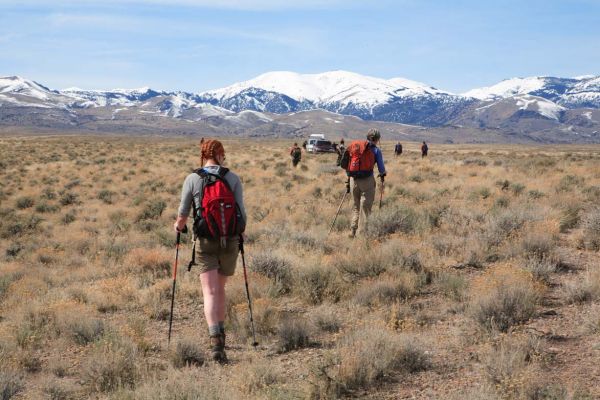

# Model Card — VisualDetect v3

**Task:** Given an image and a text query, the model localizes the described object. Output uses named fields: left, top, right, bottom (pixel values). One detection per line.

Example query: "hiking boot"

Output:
left=210, top=333, right=227, bottom=364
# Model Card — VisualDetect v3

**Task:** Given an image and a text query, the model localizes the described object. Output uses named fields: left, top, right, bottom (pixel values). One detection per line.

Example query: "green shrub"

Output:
left=0, top=371, right=24, bottom=399
left=15, top=196, right=34, bottom=209
left=365, top=205, right=419, bottom=239
left=311, top=329, right=429, bottom=398
left=98, top=189, right=116, bottom=204
left=352, top=276, right=418, bottom=307
left=295, top=266, right=343, bottom=305
left=35, top=202, right=59, bottom=213
left=249, top=252, right=293, bottom=296
left=470, top=282, right=539, bottom=332
left=59, top=192, right=78, bottom=206
left=62, top=210, right=77, bottom=225
left=334, top=249, right=386, bottom=280
left=58, top=316, right=105, bottom=345
left=137, top=199, right=166, bottom=221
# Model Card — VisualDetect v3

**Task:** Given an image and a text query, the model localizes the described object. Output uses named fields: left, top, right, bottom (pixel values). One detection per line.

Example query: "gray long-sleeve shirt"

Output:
left=178, top=166, right=246, bottom=223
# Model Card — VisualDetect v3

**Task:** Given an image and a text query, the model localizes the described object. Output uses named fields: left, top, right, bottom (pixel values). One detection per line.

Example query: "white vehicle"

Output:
left=305, top=134, right=326, bottom=153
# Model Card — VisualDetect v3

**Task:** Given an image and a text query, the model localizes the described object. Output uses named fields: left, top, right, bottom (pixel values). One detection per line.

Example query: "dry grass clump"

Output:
left=82, top=336, right=138, bottom=393
left=523, top=256, right=560, bottom=283
left=563, top=268, right=600, bottom=303
left=230, top=298, right=280, bottom=340
left=580, top=207, right=600, bottom=250
left=277, top=316, right=312, bottom=353
left=114, top=368, right=237, bottom=400
left=436, top=271, right=468, bottom=302
left=125, top=248, right=172, bottom=278
left=42, top=378, right=78, bottom=400
left=142, top=280, right=172, bottom=320
left=0, top=371, right=24, bottom=400
left=483, top=208, right=531, bottom=248
left=15, top=305, right=55, bottom=349
left=136, top=198, right=167, bottom=222
left=55, top=309, right=105, bottom=345
left=352, top=272, right=419, bottom=307
left=295, top=264, right=344, bottom=305
left=364, top=204, right=420, bottom=239
left=481, top=335, right=544, bottom=399
left=170, top=339, right=205, bottom=368
left=310, top=305, right=341, bottom=333
left=520, top=230, right=556, bottom=260
left=333, top=246, right=387, bottom=281
left=0, top=210, right=42, bottom=239
left=469, top=265, right=540, bottom=332
left=310, top=327, right=429, bottom=398
left=559, top=204, right=582, bottom=233
left=0, top=268, right=23, bottom=300
left=249, top=251, right=293, bottom=296
left=236, top=356, right=283, bottom=397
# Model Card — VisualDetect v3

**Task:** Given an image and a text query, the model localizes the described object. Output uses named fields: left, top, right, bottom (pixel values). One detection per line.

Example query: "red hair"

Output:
left=200, top=139, right=225, bottom=165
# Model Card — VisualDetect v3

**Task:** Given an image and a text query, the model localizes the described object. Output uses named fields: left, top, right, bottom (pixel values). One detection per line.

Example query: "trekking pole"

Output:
left=328, top=177, right=351, bottom=235
left=378, top=174, right=385, bottom=209
left=168, top=225, right=187, bottom=346
left=239, top=235, right=259, bottom=347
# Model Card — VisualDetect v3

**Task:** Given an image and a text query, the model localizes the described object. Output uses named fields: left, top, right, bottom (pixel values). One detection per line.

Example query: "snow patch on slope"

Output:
left=464, top=77, right=547, bottom=100
left=515, top=95, right=565, bottom=120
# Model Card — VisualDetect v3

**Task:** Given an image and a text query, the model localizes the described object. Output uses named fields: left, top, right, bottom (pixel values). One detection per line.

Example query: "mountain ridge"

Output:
left=1, top=72, right=599, bottom=143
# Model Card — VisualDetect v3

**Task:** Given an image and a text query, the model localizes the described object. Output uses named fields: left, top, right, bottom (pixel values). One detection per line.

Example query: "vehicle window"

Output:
left=309, top=140, right=316, bottom=144
left=316, top=140, right=331, bottom=146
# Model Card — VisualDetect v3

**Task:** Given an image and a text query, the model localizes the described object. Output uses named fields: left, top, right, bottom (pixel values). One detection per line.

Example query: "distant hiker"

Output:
left=421, top=141, right=428, bottom=158
left=340, top=129, right=386, bottom=237
left=394, top=142, right=403, bottom=157
left=173, top=139, right=246, bottom=363
left=336, top=138, right=346, bottom=167
left=290, top=142, right=302, bottom=167
left=302, top=140, right=307, bottom=150
left=200, top=137, right=205, bottom=145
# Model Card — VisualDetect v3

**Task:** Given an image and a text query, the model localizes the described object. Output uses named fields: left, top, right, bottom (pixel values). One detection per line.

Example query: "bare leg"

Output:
left=200, top=269, right=227, bottom=327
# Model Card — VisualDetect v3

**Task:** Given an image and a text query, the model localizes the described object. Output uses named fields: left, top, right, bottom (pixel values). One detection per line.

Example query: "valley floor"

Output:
left=1, top=135, right=599, bottom=399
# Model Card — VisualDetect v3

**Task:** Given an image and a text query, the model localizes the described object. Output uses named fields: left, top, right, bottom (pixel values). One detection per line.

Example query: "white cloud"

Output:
left=46, top=13, right=146, bottom=29
left=2, top=0, right=362, bottom=10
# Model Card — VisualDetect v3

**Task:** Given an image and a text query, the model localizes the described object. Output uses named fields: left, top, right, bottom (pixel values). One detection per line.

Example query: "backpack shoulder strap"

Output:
left=198, top=167, right=234, bottom=193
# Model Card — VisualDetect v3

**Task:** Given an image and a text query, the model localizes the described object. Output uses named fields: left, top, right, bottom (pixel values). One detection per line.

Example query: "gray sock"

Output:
left=208, top=324, right=220, bottom=336
left=218, top=321, right=225, bottom=334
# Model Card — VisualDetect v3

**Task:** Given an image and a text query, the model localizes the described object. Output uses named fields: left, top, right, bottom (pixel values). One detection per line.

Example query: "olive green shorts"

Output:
left=195, top=237, right=240, bottom=276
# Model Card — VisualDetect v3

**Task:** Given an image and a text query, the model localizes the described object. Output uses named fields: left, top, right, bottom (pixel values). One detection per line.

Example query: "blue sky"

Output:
left=0, top=0, right=599, bottom=93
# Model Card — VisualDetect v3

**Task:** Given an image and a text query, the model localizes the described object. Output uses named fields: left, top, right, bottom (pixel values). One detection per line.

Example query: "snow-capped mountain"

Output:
left=61, top=86, right=166, bottom=108
left=0, top=75, right=76, bottom=108
left=464, top=75, right=600, bottom=108
left=198, top=70, right=473, bottom=125
left=1, top=72, right=599, bottom=142
left=202, top=70, right=450, bottom=107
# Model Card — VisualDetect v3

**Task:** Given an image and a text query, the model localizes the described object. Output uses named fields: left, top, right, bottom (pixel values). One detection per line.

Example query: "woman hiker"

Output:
left=173, top=139, right=247, bottom=363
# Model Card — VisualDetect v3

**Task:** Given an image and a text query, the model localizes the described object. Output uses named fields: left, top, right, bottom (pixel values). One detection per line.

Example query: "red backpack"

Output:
left=340, top=140, right=375, bottom=177
left=191, top=167, right=245, bottom=246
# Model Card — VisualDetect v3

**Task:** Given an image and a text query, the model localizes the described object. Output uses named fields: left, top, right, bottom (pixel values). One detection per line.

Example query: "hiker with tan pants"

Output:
left=340, top=128, right=386, bottom=237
